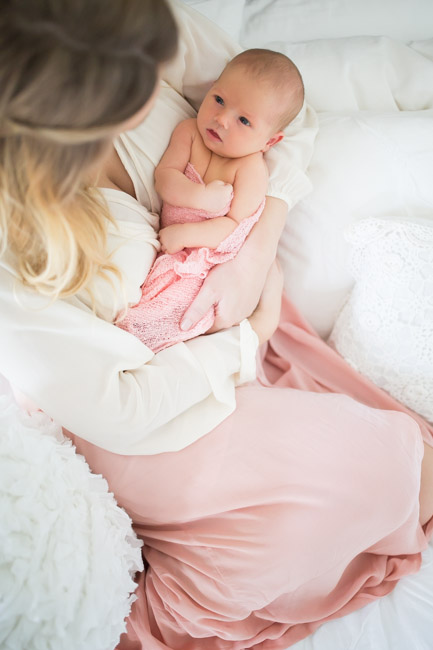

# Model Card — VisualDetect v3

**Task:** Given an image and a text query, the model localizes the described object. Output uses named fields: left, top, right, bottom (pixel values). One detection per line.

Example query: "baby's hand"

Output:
left=203, top=179, right=233, bottom=213
left=159, top=225, right=185, bottom=254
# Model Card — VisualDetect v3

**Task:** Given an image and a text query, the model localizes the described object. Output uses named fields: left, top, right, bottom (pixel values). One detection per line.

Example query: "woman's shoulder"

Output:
left=94, top=145, right=137, bottom=199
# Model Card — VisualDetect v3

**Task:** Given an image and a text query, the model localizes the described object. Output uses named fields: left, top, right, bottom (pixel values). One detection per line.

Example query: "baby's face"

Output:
left=197, top=67, right=284, bottom=159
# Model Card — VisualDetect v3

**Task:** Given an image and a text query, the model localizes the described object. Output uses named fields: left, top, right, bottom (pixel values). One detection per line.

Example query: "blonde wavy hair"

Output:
left=0, top=0, right=177, bottom=301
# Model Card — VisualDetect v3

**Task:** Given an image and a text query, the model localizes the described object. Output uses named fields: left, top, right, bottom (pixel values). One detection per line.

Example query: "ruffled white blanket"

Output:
left=0, top=379, right=143, bottom=650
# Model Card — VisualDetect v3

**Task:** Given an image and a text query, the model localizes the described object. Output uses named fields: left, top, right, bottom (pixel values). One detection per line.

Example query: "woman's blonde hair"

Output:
left=0, top=0, right=177, bottom=300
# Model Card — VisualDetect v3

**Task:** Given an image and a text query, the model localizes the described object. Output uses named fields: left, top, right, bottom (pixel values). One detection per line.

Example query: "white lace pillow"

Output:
left=329, top=217, right=433, bottom=423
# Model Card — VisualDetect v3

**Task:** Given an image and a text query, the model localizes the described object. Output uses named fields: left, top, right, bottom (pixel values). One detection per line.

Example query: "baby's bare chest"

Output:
left=189, top=134, right=238, bottom=185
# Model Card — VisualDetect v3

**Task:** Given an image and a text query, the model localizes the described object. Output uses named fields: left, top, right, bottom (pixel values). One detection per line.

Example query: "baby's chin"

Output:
left=217, top=145, right=263, bottom=159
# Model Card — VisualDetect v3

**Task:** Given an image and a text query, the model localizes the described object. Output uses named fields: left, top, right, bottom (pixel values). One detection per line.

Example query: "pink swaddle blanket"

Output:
left=118, top=162, right=265, bottom=352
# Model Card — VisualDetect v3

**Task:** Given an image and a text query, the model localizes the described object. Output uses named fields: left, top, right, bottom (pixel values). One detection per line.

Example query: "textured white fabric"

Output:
left=178, top=0, right=246, bottom=41
left=239, top=0, right=433, bottom=45
left=77, top=190, right=160, bottom=323
left=0, top=382, right=143, bottom=650
left=329, top=217, right=433, bottom=424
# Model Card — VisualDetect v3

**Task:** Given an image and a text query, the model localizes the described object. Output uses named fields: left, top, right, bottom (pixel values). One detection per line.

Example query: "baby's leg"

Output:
left=420, top=442, right=433, bottom=525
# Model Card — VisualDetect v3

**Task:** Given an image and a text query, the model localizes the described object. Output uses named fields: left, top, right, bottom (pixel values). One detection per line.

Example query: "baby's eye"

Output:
left=215, top=95, right=224, bottom=105
left=239, top=116, right=251, bottom=126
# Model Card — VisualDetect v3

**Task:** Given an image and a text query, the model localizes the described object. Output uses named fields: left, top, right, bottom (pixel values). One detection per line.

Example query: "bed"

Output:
left=180, top=1, right=433, bottom=648
left=1, top=1, right=433, bottom=649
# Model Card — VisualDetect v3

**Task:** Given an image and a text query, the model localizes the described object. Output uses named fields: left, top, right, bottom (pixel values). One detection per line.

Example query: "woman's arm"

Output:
left=181, top=196, right=287, bottom=331
left=0, top=264, right=258, bottom=456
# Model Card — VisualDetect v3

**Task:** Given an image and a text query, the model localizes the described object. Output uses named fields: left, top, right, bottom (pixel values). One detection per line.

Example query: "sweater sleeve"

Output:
left=164, top=0, right=319, bottom=209
left=0, top=263, right=258, bottom=455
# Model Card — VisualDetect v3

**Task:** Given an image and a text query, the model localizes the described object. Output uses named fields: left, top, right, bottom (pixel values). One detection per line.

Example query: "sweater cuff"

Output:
left=235, top=319, right=259, bottom=386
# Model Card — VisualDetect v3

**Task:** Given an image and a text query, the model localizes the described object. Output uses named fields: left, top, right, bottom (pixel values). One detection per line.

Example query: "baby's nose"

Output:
left=216, top=110, right=229, bottom=129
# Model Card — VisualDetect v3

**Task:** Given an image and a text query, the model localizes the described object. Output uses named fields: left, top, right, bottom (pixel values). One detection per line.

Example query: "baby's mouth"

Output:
left=207, top=128, right=222, bottom=142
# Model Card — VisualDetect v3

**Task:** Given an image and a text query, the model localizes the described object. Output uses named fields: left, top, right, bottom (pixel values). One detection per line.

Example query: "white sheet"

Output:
left=239, top=0, right=433, bottom=44
left=182, top=1, right=433, bottom=648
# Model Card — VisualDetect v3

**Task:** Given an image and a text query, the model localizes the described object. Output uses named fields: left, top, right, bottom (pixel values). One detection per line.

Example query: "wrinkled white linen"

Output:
left=240, top=0, right=433, bottom=45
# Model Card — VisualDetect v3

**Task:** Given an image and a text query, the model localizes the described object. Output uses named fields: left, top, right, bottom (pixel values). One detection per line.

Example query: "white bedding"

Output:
left=1, top=2, right=432, bottom=649
left=182, top=1, right=433, bottom=648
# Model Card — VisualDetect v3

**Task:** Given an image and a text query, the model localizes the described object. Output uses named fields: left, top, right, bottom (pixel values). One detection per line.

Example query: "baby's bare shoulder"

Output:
left=236, top=152, right=268, bottom=179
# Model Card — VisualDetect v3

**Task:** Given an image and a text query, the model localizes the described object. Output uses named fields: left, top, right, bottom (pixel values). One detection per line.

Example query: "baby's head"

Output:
left=197, top=48, right=304, bottom=159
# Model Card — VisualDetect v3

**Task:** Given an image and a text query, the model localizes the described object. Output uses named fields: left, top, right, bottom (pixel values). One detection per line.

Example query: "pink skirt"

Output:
left=66, top=295, right=433, bottom=650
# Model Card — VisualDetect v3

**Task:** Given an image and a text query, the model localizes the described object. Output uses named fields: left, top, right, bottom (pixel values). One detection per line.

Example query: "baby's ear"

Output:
left=262, top=131, right=284, bottom=152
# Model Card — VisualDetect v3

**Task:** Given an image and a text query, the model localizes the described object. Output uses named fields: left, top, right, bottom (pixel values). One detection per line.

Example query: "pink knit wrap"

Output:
left=118, top=163, right=265, bottom=352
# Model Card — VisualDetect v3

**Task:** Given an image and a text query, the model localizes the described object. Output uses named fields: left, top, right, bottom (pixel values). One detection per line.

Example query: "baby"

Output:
left=118, top=48, right=304, bottom=352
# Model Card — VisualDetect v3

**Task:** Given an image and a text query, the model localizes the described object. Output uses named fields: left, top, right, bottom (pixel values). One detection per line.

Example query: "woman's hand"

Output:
left=180, top=245, right=268, bottom=333
left=180, top=196, right=288, bottom=332
left=248, top=260, right=283, bottom=345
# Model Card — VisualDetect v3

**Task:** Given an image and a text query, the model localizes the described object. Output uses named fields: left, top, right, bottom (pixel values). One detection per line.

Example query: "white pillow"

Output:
left=0, top=383, right=143, bottom=650
left=256, top=37, right=433, bottom=113
left=180, top=0, right=245, bottom=41
left=328, top=217, right=433, bottom=424
left=278, top=109, right=433, bottom=338
left=240, top=0, right=433, bottom=45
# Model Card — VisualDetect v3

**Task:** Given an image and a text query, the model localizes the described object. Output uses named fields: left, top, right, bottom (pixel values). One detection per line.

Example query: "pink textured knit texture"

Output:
left=118, top=163, right=265, bottom=352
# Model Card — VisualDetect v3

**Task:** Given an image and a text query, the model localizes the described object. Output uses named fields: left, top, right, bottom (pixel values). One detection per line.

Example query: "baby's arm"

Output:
left=160, top=217, right=236, bottom=253
left=160, top=155, right=268, bottom=254
left=154, top=118, right=199, bottom=207
left=226, top=155, right=269, bottom=222
left=155, top=119, right=232, bottom=212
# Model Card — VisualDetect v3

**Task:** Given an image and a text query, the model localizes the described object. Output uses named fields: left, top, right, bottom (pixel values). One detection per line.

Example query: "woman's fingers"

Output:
left=180, top=284, right=217, bottom=331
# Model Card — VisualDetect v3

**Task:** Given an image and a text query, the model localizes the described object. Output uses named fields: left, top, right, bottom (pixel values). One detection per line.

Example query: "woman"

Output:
left=0, top=1, right=432, bottom=649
